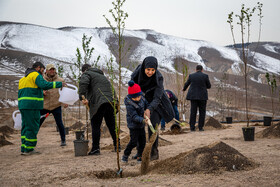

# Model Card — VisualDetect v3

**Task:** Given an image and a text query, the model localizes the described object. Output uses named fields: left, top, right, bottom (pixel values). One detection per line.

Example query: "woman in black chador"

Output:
left=131, top=56, right=174, bottom=160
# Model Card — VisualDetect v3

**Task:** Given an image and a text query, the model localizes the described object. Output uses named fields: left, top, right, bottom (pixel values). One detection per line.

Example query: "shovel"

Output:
left=172, top=118, right=187, bottom=127
left=145, top=116, right=156, bottom=133
left=141, top=116, right=158, bottom=175
left=82, top=95, right=89, bottom=140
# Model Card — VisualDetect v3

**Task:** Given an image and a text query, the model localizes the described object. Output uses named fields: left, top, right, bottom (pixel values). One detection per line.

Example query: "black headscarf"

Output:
left=138, top=56, right=158, bottom=93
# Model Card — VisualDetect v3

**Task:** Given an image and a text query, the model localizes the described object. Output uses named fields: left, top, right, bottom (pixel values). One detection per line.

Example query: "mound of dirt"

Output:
left=150, top=141, right=257, bottom=174
left=69, top=121, right=85, bottom=131
left=0, top=125, right=15, bottom=134
left=161, top=129, right=188, bottom=135
left=205, top=117, right=225, bottom=129
left=102, top=134, right=172, bottom=150
left=0, top=134, right=13, bottom=147
left=256, top=122, right=280, bottom=139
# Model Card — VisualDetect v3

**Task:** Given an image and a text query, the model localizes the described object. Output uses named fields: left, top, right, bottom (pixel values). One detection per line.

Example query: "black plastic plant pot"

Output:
left=73, top=140, right=89, bottom=157
left=226, top=117, right=233, bottom=124
left=242, top=126, right=255, bottom=141
left=65, top=127, right=69, bottom=135
left=263, top=116, right=272, bottom=126
left=75, top=130, right=85, bottom=140
left=170, top=123, right=182, bottom=133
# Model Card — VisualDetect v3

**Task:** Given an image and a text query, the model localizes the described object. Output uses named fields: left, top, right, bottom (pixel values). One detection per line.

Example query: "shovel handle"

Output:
left=173, top=118, right=185, bottom=126
left=145, top=116, right=156, bottom=133
left=173, top=118, right=180, bottom=123
left=82, top=95, right=89, bottom=140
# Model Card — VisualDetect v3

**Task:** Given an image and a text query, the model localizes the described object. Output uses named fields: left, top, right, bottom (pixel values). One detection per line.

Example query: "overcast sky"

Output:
left=0, top=0, right=279, bottom=46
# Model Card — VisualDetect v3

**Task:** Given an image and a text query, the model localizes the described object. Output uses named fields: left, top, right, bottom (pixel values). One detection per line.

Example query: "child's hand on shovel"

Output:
left=144, top=109, right=150, bottom=119
left=145, top=116, right=156, bottom=134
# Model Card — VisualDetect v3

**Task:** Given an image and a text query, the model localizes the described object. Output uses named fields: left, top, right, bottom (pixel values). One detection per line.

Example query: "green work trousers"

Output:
left=20, top=109, right=40, bottom=153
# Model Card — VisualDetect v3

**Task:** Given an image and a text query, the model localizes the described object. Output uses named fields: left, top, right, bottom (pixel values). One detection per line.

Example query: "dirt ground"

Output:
left=0, top=119, right=280, bottom=187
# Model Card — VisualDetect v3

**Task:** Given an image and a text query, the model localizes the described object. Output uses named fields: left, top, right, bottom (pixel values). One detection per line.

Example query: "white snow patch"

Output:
left=252, top=52, right=280, bottom=75
left=0, top=99, right=18, bottom=108
left=263, top=44, right=280, bottom=54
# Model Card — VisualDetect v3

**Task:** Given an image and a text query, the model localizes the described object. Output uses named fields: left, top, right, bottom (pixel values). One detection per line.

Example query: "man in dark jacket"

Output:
left=183, top=65, right=211, bottom=131
left=79, top=64, right=118, bottom=155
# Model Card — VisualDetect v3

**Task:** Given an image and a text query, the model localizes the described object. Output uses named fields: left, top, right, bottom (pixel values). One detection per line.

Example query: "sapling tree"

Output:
left=215, top=83, right=222, bottom=119
left=103, top=0, right=128, bottom=177
left=55, top=63, right=64, bottom=78
left=68, top=33, right=99, bottom=123
left=174, top=60, right=188, bottom=121
left=265, top=73, right=277, bottom=119
left=227, top=2, right=263, bottom=127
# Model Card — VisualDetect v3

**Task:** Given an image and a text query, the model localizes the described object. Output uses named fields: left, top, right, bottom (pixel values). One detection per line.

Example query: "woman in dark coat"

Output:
left=131, top=56, right=174, bottom=160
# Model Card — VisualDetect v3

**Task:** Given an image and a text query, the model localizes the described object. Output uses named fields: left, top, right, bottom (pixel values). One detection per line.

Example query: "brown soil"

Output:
left=0, top=134, right=13, bottom=147
left=68, top=121, right=85, bottom=131
left=150, top=141, right=258, bottom=174
left=1, top=122, right=280, bottom=186
left=102, top=133, right=172, bottom=150
left=256, top=122, right=280, bottom=138
left=158, top=136, right=172, bottom=146
left=0, top=125, right=15, bottom=134
left=205, top=117, right=226, bottom=129
left=0, top=125, right=15, bottom=147
left=252, top=123, right=264, bottom=127
left=161, top=129, right=188, bottom=135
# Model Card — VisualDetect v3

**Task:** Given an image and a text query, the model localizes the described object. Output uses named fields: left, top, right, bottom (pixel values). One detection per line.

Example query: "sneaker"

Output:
left=21, top=150, right=41, bottom=155
left=137, top=157, right=142, bottom=163
left=61, top=141, right=66, bottom=146
left=150, top=154, right=159, bottom=161
left=160, top=127, right=165, bottom=131
left=199, top=128, right=204, bottom=131
left=121, top=155, right=128, bottom=163
left=132, top=154, right=139, bottom=159
left=88, top=149, right=100, bottom=155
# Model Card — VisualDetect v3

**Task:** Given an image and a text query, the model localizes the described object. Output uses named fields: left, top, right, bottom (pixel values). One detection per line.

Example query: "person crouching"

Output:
left=122, top=80, right=149, bottom=163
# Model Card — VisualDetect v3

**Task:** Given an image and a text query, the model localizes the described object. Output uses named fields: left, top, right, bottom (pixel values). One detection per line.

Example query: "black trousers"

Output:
left=124, top=128, right=146, bottom=157
left=91, top=103, right=117, bottom=150
left=40, top=106, right=65, bottom=142
left=189, top=100, right=207, bottom=130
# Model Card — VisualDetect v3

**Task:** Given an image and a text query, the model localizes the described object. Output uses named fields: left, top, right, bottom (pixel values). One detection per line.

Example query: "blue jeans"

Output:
left=161, top=105, right=179, bottom=128
left=40, top=106, right=65, bottom=142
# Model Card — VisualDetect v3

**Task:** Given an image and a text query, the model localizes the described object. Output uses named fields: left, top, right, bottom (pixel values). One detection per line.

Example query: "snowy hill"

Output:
left=1, top=22, right=279, bottom=78
left=0, top=22, right=280, bottom=118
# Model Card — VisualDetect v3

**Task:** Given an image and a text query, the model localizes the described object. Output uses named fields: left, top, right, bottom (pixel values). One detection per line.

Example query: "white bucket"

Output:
left=13, top=110, right=22, bottom=130
left=59, top=84, right=79, bottom=105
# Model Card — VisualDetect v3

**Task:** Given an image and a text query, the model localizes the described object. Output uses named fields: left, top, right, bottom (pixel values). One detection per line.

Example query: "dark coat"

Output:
left=124, top=95, right=149, bottom=129
left=79, top=68, right=115, bottom=119
left=131, top=65, right=175, bottom=123
left=183, top=71, right=211, bottom=100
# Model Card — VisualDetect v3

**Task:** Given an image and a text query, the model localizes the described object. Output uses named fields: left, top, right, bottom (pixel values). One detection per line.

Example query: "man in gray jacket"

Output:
left=79, top=64, right=118, bottom=155
left=183, top=65, right=211, bottom=131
